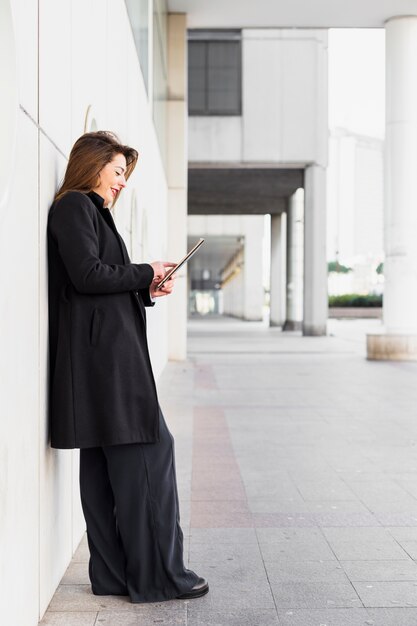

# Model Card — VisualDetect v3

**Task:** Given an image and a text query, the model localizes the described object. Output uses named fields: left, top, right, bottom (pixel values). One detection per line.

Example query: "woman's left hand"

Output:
left=150, top=274, right=176, bottom=299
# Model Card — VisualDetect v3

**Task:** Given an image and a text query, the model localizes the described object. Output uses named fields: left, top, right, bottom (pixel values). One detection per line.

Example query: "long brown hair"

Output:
left=54, top=131, right=139, bottom=206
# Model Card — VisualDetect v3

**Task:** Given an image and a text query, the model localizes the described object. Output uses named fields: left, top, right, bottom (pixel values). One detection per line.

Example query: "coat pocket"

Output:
left=90, top=307, right=104, bottom=346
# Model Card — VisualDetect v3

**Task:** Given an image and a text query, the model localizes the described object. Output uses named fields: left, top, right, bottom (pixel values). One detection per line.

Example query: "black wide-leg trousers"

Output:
left=79, top=408, right=199, bottom=603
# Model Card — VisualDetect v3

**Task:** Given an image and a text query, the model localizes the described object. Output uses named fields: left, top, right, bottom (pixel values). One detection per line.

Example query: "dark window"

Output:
left=188, top=31, right=241, bottom=116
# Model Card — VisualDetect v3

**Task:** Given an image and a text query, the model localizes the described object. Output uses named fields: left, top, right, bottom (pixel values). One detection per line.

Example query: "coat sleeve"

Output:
left=49, top=191, right=154, bottom=294
left=139, top=288, right=156, bottom=307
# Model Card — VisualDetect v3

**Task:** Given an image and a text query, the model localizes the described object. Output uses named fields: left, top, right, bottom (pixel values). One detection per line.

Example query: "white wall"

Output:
left=189, top=28, right=328, bottom=166
left=1, top=1, right=170, bottom=623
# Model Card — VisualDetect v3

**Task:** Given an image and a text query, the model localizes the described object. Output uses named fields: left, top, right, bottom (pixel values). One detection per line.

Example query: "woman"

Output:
left=47, top=130, right=208, bottom=603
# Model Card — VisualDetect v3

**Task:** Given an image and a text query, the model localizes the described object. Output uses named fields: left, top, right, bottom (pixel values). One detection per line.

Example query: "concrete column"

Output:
left=243, top=218, right=264, bottom=321
left=368, top=16, right=417, bottom=360
left=303, top=164, right=328, bottom=336
left=269, top=213, right=287, bottom=327
left=284, top=188, right=304, bottom=331
left=167, top=14, right=187, bottom=360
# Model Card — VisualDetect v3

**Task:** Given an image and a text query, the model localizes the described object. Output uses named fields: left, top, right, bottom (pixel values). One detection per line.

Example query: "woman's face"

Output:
left=93, top=153, right=127, bottom=207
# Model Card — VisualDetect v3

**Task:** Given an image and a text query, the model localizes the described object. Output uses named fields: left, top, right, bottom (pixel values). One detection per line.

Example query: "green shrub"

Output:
left=328, top=294, right=382, bottom=308
left=328, top=261, right=352, bottom=273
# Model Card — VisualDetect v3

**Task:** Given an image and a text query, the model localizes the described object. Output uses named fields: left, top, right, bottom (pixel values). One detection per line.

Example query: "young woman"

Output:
left=47, top=130, right=208, bottom=603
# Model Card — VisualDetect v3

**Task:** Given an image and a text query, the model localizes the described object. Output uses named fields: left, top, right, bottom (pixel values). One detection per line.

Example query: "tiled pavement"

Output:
left=39, top=317, right=417, bottom=626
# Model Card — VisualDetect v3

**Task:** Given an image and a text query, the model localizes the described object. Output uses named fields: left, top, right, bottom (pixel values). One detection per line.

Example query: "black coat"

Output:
left=47, top=190, right=160, bottom=449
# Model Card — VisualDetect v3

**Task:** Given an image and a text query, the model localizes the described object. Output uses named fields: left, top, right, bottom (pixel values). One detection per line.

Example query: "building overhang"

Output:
left=168, top=0, right=416, bottom=28
left=188, top=166, right=304, bottom=215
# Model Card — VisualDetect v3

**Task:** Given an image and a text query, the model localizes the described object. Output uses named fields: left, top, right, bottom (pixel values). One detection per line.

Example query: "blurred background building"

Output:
left=1, top=1, right=417, bottom=623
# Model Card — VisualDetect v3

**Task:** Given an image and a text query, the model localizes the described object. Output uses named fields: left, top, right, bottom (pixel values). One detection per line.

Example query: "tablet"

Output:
left=156, top=238, right=205, bottom=289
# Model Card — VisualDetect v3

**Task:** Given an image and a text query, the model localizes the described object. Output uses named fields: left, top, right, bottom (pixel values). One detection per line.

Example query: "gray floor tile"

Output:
left=394, top=541, right=417, bottom=559
left=186, top=608, right=280, bottom=626
left=353, top=581, right=417, bottom=607
left=47, top=585, right=131, bottom=611
left=321, top=527, right=395, bottom=543
left=96, top=607, right=187, bottom=625
left=387, top=527, right=417, bottom=541
left=278, top=608, right=374, bottom=625
left=328, top=541, right=409, bottom=561
left=366, top=608, right=417, bottom=625
left=188, top=528, right=258, bottom=544
left=61, top=561, right=90, bottom=585
left=271, top=581, right=363, bottom=609
left=256, top=527, right=323, bottom=542
left=265, top=559, right=349, bottom=583
left=294, top=481, right=359, bottom=502
left=259, top=538, right=337, bottom=562
left=189, top=542, right=262, bottom=564
left=39, top=612, right=97, bottom=626
left=186, top=560, right=275, bottom=609
left=72, top=538, right=90, bottom=563
left=341, top=560, right=417, bottom=582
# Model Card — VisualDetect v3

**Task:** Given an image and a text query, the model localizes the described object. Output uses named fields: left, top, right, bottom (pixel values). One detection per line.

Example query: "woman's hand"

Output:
left=150, top=274, right=176, bottom=299
left=149, top=261, right=177, bottom=299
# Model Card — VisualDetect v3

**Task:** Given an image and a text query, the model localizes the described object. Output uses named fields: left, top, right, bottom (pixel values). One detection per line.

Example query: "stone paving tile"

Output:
left=340, top=560, right=417, bottom=582
left=293, top=481, right=359, bottom=502
left=46, top=585, right=131, bottom=611
left=256, top=527, right=324, bottom=542
left=72, top=536, right=90, bottom=563
left=264, top=559, right=349, bottom=583
left=188, top=528, right=258, bottom=544
left=187, top=559, right=275, bottom=610
left=389, top=541, right=417, bottom=559
left=188, top=541, right=262, bottom=564
left=278, top=608, right=373, bottom=625
left=61, top=561, right=90, bottom=585
left=247, top=497, right=309, bottom=514
left=321, top=527, right=396, bottom=543
left=259, top=537, right=337, bottom=562
left=244, top=482, right=304, bottom=500
left=39, top=612, right=97, bottom=625
left=311, top=505, right=383, bottom=527
left=366, top=608, right=417, bottom=625
left=372, top=512, right=417, bottom=526
left=187, top=608, right=280, bottom=626
left=326, top=540, right=409, bottom=561
left=271, top=581, right=363, bottom=609
left=348, top=481, right=414, bottom=502
left=190, top=500, right=253, bottom=528
left=96, top=607, right=187, bottom=625
left=353, top=581, right=417, bottom=608
left=387, top=526, right=417, bottom=541
left=252, top=512, right=318, bottom=527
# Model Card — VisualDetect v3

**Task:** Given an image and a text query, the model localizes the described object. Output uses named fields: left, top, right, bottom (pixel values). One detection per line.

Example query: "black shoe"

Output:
left=177, top=577, right=209, bottom=599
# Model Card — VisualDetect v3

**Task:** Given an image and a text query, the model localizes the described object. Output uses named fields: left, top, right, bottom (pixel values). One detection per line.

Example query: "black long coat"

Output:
left=47, top=190, right=160, bottom=449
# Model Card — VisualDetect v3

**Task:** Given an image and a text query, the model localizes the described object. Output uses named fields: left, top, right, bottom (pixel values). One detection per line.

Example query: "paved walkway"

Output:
left=40, top=317, right=417, bottom=626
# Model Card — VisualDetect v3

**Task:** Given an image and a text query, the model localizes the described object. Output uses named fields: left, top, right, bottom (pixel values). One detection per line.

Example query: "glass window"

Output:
left=153, top=0, right=168, bottom=164
left=125, top=0, right=149, bottom=93
left=188, top=31, right=242, bottom=116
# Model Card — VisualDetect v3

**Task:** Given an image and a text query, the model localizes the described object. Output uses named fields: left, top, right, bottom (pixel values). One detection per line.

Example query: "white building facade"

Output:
left=187, top=28, right=328, bottom=333
left=327, top=128, right=384, bottom=295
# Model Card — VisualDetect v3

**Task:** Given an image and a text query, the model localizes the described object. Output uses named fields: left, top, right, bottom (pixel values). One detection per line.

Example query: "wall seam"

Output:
left=19, top=104, right=67, bottom=160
